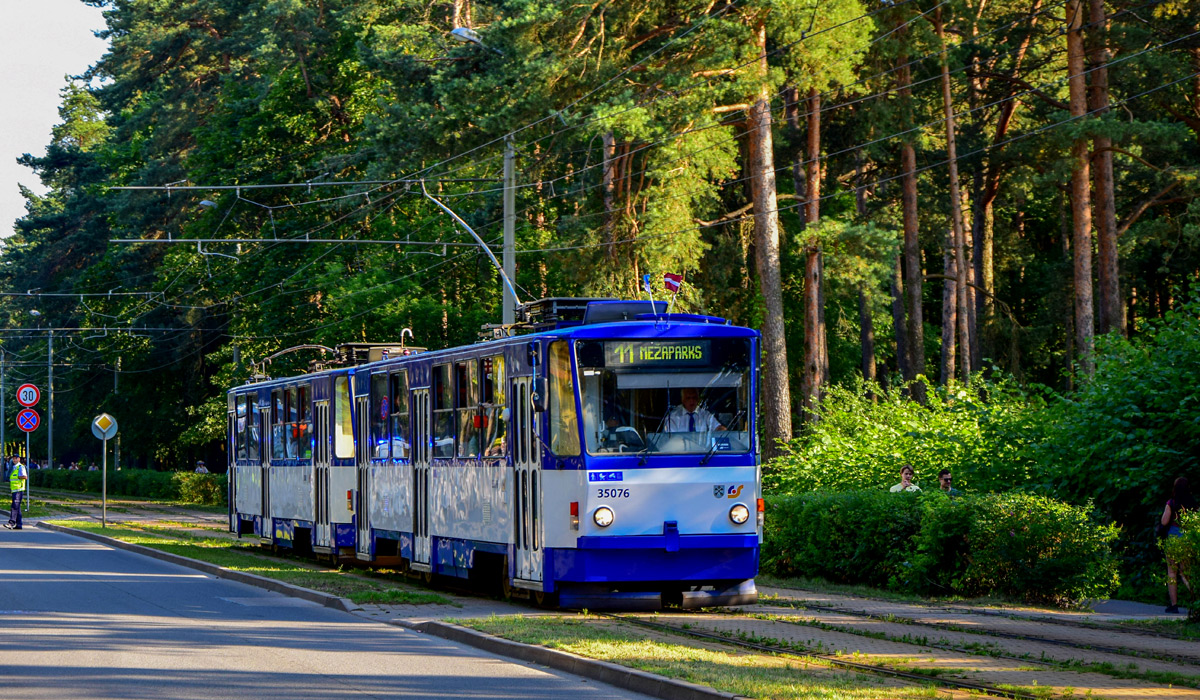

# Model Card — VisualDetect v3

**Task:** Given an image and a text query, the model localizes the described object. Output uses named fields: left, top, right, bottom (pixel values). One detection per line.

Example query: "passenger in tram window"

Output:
left=664, top=388, right=725, bottom=433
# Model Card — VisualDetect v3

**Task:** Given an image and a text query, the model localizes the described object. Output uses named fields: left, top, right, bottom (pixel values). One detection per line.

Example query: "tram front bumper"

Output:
left=549, top=533, right=759, bottom=584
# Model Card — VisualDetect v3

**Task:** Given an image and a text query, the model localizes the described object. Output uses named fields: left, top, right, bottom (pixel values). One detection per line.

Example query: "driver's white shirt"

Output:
left=664, top=405, right=721, bottom=432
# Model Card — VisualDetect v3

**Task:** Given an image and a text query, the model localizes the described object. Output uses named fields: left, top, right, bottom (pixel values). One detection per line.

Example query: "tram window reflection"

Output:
left=390, top=371, right=410, bottom=460
left=432, top=364, right=455, bottom=458
left=456, top=361, right=479, bottom=458
left=235, top=396, right=248, bottom=461
left=482, top=356, right=507, bottom=458
left=271, top=389, right=286, bottom=460
left=248, top=401, right=261, bottom=462
left=549, top=341, right=580, bottom=457
left=371, top=373, right=389, bottom=459
left=333, top=376, right=354, bottom=459
left=297, top=384, right=312, bottom=460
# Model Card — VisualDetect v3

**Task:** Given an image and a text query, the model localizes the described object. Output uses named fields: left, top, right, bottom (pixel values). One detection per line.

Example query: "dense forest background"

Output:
left=3, top=0, right=1198, bottom=486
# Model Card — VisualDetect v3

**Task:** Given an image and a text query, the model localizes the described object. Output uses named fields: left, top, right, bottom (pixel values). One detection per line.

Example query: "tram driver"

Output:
left=665, top=388, right=725, bottom=433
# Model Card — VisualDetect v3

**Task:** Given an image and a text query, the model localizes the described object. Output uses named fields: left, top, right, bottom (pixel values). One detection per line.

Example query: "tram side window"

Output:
left=482, top=356, right=507, bottom=457
left=432, top=364, right=455, bottom=458
left=456, top=361, right=479, bottom=458
left=549, top=341, right=581, bottom=456
left=334, top=376, right=354, bottom=459
left=390, top=371, right=410, bottom=461
left=271, top=390, right=286, bottom=460
left=296, top=385, right=312, bottom=460
left=248, top=401, right=261, bottom=462
left=235, top=396, right=248, bottom=461
left=284, top=388, right=299, bottom=459
left=371, top=373, right=389, bottom=459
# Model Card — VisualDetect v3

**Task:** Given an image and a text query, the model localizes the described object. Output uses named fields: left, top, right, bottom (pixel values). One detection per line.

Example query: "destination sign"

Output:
left=606, top=340, right=711, bottom=367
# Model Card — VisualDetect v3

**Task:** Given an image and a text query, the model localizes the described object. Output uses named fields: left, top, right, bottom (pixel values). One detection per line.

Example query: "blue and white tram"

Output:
left=227, top=299, right=762, bottom=609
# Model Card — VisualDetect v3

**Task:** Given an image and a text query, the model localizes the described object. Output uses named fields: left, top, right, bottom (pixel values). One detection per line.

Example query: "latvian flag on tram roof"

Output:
left=663, top=272, right=683, bottom=293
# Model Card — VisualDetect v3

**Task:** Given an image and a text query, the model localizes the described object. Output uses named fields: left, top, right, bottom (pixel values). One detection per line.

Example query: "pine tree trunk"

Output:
left=940, top=241, right=958, bottom=385
left=602, top=132, right=618, bottom=263
left=747, top=20, right=792, bottom=457
left=935, top=8, right=971, bottom=383
left=785, top=86, right=808, bottom=228
left=1067, top=0, right=1096, bottom=375
left=897, top=26, right=926, bottom=401
left=1087, top=0, right=1121, bottom=336
left=800, top=87, right=824, bottom=417
left=891, top=255, right=911, bottom=382
left=859, top=289, right=876, bottom=384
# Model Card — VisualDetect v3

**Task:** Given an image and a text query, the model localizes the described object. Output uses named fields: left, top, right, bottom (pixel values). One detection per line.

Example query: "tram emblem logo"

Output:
left=715, top=484, right=744, bottom=499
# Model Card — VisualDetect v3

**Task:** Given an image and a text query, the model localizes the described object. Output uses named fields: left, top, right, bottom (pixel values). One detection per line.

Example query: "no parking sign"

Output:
left=17, top=409, right=40, bottom=433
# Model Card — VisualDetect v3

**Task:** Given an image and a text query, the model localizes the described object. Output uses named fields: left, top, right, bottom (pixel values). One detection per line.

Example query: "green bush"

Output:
left=765, top=376, right=1044, bottom=496
left=173, top=472, right=226, bottom=506
left=912, top=493, right=1121, bottom=604
left=1163, top=511, right=1200, bottom=620
left=763, top=489, right=925, bottom=589
left=30, top=469, right=226, bottom=507
left=1036, top=302, right=1200, bottom=537
left=763, top=490, right=1120, bottom=605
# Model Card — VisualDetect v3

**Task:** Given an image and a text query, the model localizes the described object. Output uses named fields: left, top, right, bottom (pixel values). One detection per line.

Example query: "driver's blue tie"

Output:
left=688, top=413, right=695, bottom=432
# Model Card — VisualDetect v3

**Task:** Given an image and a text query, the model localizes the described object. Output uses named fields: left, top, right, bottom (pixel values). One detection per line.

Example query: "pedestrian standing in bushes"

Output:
left=194, top=460, right=209, bottom=474
left=889, top=465, right=921, bottom=493
left=938, top=469, right=962, bottom=498
left=1162, top=476, right=1196, bottom=614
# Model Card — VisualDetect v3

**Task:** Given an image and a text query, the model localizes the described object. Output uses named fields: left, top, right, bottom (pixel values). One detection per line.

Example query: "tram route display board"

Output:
left=606, top=340, right=712, bottom=368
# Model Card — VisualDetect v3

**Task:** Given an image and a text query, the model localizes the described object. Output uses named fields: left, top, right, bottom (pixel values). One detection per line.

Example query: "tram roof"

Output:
left=230, top=303, right=757, bottom=392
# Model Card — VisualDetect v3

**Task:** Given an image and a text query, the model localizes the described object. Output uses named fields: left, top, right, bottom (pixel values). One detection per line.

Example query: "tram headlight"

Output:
left=729, top=503, right=750, bottom=525
left=593, top=506, right=615, bottom=528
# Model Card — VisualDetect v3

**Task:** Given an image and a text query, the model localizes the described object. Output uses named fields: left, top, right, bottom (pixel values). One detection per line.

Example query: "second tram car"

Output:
left=228, top=299, right=762, bottom=609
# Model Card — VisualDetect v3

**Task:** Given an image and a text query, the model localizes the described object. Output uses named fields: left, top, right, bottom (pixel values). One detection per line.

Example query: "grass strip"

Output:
left=456, top=614, right=942, bottom=700
left=45, top=519, right=455, bottom=607
left=1117, top=617, right=1200, bottom=639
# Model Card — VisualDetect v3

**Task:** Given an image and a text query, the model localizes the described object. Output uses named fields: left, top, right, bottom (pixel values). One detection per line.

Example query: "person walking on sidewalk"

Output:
left=6, top=455, right=28, bottom=530
left=1162, top=476, right=1196, bottom=614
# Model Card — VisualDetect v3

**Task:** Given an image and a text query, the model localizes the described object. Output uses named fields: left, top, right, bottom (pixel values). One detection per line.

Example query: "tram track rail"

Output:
left=756, top=599, right=1200, bottom=667
left=601, top=612, right=1038, bottom=700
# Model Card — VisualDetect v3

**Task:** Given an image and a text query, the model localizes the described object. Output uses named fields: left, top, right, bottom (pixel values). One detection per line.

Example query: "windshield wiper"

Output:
left=699, top=441, right=719, bottom=466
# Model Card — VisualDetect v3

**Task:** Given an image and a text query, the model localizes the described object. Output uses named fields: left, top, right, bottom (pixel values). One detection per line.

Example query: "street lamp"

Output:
left=450, top=26, right=503, bottom=55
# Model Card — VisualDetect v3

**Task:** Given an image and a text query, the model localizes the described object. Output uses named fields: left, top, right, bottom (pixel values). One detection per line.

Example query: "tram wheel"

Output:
left=500, top=575, right=513, bottom=601
left=534, top=589, right=558, bottom=608
left=422, top=570, right=434, bottom=585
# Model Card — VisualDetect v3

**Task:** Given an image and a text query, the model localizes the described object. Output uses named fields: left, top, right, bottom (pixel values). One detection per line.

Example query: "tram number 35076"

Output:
left=596, top=488, right=632, bottom=499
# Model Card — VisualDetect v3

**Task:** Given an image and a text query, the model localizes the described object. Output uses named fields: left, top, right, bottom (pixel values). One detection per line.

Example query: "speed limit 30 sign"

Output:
left=16, top=383, right=40, bottom=408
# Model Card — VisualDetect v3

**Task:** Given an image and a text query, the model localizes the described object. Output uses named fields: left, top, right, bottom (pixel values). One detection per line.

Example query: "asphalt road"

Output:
left=0, top=526, right=651, bottom=700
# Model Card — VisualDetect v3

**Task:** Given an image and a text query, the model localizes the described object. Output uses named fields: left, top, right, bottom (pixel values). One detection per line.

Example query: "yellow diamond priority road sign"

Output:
left=91, top=413, right=119, bottom=440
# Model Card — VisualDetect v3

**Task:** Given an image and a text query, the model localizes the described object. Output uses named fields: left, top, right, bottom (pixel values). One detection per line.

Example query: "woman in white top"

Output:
left=889, top=465, right=921, bottom=492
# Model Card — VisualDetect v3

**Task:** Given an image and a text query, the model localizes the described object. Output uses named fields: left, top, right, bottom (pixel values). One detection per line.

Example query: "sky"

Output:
left=0, top=0, right=109, bottom=239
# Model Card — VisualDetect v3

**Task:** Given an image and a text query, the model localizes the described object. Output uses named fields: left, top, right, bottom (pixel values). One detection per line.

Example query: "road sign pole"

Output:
left=24, top=432, right=29, bottom=505
left=102, top=437, right=107, bottom=528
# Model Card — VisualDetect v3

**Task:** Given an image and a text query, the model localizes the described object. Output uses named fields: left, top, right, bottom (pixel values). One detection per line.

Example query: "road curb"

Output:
left=392, top=618, right=743, bottom=700
left=31, top=518, right=740, bottom=700
left=34, top=520, right=356, bottom=613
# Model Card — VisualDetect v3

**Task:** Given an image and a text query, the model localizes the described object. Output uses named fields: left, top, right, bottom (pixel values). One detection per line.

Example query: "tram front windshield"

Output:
left=576, top=338, right=752, bottom=456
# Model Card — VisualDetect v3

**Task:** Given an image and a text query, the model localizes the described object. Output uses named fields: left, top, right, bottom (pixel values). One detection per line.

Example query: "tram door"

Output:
left=410, top=388, right=432, bottom=570
left=512, top=377, right=544, bottom=584
left=313, top=401, right=331, bottom=548
left=260, top=406, right=272, bottom=543
left=355, top=394, right=371, bottom=558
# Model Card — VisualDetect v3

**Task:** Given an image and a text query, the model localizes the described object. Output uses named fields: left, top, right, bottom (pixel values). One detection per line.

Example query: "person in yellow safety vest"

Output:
left=6, top=456, right=28, bottom=530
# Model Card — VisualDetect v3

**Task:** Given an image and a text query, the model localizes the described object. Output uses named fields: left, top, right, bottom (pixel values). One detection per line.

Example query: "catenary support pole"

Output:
left=48, top=330, right=53, bottom=472
left=503, top=137, right=516, bottom=326
left=1, top=349, right=6, bottom=460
